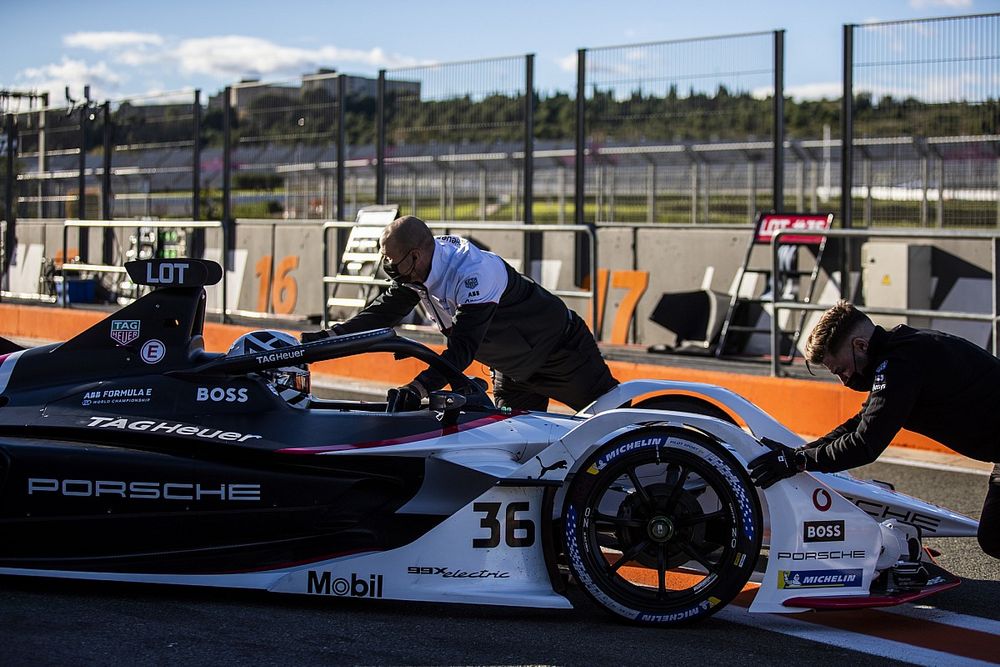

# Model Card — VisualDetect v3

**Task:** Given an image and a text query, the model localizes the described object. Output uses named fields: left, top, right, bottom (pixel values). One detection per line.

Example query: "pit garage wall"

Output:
left=3, top=220, right=994, bottom=354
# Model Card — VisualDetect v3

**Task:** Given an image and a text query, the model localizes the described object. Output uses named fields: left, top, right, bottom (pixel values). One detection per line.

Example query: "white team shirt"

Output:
left=403, top=235, right=508, bottom=332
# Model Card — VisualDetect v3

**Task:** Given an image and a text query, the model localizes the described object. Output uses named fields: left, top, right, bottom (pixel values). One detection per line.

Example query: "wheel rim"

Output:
left=580, top=448, right=740, bottom=608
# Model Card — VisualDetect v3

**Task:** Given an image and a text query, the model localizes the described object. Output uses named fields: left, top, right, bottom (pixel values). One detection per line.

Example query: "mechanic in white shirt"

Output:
left=302, top=215, right=618, bottom=411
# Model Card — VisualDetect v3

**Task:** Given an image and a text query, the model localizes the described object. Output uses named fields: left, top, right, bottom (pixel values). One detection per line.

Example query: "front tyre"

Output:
left=563, top=428, right=762, bottom=626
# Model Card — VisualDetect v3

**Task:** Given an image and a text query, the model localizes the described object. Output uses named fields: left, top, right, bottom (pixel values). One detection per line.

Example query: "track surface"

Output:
left=1, top=460, right=997, bottom=665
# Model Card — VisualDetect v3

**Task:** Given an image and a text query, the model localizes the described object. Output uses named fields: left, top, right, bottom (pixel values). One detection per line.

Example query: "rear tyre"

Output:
left=563, top=428, right=761, bottom=626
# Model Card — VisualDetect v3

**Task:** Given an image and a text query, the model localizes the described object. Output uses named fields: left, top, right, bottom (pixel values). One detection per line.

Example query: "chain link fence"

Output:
left=845, top=14, right=1000, bottom=228
left=379, top=56, right=532, bottom=222
left=224, top=73, right=342, bottom=220
left=579, top=32, right=781, bottom=224
left=1, top=14, right=998, bottom=234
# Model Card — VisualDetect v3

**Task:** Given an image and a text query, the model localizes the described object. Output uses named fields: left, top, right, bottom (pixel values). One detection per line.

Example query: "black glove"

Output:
left=301, top=324, right=345, bottom=344
left=386, top=383, right=423, bottom=412
left=748, top=441, right=806, bottom=489
left=300, top=329, right=331, bottom=344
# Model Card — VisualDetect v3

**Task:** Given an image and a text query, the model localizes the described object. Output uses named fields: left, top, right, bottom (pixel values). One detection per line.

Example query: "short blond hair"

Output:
left=805, top=300, right=870, bottom=364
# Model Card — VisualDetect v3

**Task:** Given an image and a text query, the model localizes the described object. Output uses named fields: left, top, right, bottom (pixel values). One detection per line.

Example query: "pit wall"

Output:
left=9, top=220, right=994, bottom=354
left=0, top=301, right=949, bottom=456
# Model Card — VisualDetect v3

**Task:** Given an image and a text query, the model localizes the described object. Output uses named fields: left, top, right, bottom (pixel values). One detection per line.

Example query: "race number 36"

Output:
left=472, top=501, right=535, bottom=549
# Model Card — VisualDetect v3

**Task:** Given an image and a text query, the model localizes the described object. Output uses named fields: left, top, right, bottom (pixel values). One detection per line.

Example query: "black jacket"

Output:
left=802, top=325, right=1000, bottom=471
left=336, top=255, right=568, bottom=391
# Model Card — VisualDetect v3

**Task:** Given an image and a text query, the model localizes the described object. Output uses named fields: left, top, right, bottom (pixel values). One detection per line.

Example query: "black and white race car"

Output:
left=0, top=259, right=978, bottom=626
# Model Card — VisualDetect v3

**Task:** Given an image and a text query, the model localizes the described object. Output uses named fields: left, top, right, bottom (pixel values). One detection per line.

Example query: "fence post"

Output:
left=646, top=161, right=656, bottom=223
left=3, top=114, right=16, bottom=283
left=574, top=48, right=586, bottom=227
left=101, top=100, right=113, bottom=265
left=38, top=93, right=47, bottom=218
left=841, top=24, right=854, bottom=232
left=336, top=74, right=346, bottom=223
left=376, top=70, right=386, bottom=205
left=574, top=48, right=592, bottom=289
left=523, top=54, right=540, bottom=272
left=221, top=85, right=232, bottom=320
left=773, top=29, right=785, bottom=212
left=936, top=156, right=945, bottom=228
left=840, top=24, right=854, bottom=300
left=479, top=167, right=487, bottom=219
left=192, top=89, right=201, bottom=222
left=77, top=100, right=88, bottom=260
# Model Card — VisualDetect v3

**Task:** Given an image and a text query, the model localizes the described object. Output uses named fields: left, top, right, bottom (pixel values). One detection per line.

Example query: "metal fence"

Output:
left=377, top=56, right=533, bottom=224
left=2, top=15, right=999, bottom=251
left=224, top=73, right=344, bottom=222
left=577, top=31, right=783, bottom=225
left=10, top=102, right=86, bottom=221
left=843, top=14, right=1000, bottom=229
left=106, top=90, right=201, bottom=222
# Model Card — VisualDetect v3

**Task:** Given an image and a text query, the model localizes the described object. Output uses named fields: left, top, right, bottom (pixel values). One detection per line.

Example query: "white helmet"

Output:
left=227, top=330, right=310, bottom=409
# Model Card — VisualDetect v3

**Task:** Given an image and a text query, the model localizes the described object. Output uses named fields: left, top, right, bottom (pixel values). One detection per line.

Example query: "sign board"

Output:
left=754, top=213, right=834, bottom=245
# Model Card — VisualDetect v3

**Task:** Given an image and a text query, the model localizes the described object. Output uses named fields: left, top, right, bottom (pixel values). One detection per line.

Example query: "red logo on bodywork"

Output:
left=813, top=488, right=832, bottom=512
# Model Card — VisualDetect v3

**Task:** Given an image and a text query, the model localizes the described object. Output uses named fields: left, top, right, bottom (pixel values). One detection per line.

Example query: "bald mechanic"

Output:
left=747, top=300, right=1000, bottom=559
left=302, top=215, right=618, bottom=412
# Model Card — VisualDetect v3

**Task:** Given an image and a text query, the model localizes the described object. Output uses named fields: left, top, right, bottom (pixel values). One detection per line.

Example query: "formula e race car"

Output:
left=0, top=259, right=980, bottom=626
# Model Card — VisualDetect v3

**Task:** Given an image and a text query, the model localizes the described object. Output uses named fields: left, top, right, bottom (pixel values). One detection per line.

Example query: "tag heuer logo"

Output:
left=110, top=320, right=141, bottom=345
left=464, top=277, right=479, bottom=289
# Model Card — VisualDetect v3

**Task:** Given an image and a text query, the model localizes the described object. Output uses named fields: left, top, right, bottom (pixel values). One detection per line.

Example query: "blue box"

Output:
left=66, top=279, right=97, bottom=303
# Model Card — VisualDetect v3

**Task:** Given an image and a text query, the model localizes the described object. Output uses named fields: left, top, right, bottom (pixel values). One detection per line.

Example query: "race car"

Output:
left=0, top=258, right=979, bottom=626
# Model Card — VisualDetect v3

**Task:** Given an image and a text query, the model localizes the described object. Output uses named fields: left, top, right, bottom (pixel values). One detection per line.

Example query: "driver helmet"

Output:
left=227, top=330, right=310, bottom=409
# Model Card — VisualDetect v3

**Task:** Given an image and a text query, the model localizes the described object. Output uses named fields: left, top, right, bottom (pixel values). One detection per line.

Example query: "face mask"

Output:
left=843, top=345, right=875, bottom=392
left=382, top=260, right=402, bottom=281
left=382, top=249, right=418, bottom=283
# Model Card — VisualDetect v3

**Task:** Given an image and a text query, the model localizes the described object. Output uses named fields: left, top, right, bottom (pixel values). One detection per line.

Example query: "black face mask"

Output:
left=843, top=345, right=875, bottom=392
left=382, top=260, right=402, bottom=281
left=381, top=250, right=418, bottom=283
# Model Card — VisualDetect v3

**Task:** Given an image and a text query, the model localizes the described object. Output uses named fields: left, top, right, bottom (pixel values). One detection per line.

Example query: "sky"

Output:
left=1, top=0, right=997, bottom=108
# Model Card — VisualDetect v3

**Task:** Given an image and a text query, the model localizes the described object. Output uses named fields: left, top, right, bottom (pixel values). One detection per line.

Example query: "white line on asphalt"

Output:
left=879, top=604, right=1000, bottom=635
left=714, top=606, right=998, bottom=667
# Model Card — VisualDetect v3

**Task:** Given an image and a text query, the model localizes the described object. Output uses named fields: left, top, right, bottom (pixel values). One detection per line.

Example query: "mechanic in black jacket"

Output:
left=749, top=300, right=1000, bottom=559
left=302, top=215, right=618, bottom=411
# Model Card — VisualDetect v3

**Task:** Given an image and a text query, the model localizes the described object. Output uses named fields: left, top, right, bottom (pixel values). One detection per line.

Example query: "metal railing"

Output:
left=768, top=227, right=1000, bottom=376
left=61, top=219, right=225, bottom=313
left=321, top=221, right=598, bottom=335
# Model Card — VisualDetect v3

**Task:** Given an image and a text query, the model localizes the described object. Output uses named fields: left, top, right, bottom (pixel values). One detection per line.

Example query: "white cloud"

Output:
left=908, top=0, right=971, bottom=7
left=173, top=36, right=423, bottom=79
left=17, top=57, right=125, bottom=100
left=12, top=32, right=429, bottom=101
left=556, top=53, right=577, bottom=73
left=64, top=31, right=164, bottom=51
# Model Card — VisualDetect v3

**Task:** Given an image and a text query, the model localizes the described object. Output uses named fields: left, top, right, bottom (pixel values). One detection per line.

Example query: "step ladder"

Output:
left=323, top=205, right=398, bottom=326
left=716, top=212, right=834, bottom=362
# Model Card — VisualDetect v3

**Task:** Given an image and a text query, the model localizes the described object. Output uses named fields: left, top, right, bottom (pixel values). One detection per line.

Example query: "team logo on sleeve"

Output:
left=873, top=360, right=888, bottom=392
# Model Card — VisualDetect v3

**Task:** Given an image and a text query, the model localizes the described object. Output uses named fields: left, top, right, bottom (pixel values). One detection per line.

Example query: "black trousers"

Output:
left=979, top=463, right=1000, bottom=559
left=491, top=312, right=618, bottom=412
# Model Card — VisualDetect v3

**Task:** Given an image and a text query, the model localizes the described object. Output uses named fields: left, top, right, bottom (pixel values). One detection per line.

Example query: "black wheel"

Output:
left=563, top=428, right=762, bottom=626
left=633, top=395, right=737, bottom=425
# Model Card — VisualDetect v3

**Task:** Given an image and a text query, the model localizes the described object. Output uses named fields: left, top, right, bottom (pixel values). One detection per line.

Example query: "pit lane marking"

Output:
left=619, top=565, right=999, bottom=664
left=879, top=605, right=1000, bottom=636
left=715, top=604, right=999, bottom=667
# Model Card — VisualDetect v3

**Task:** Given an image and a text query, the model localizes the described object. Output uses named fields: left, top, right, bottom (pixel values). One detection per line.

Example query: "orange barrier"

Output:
left=0, top=303, right=949, bottom=454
